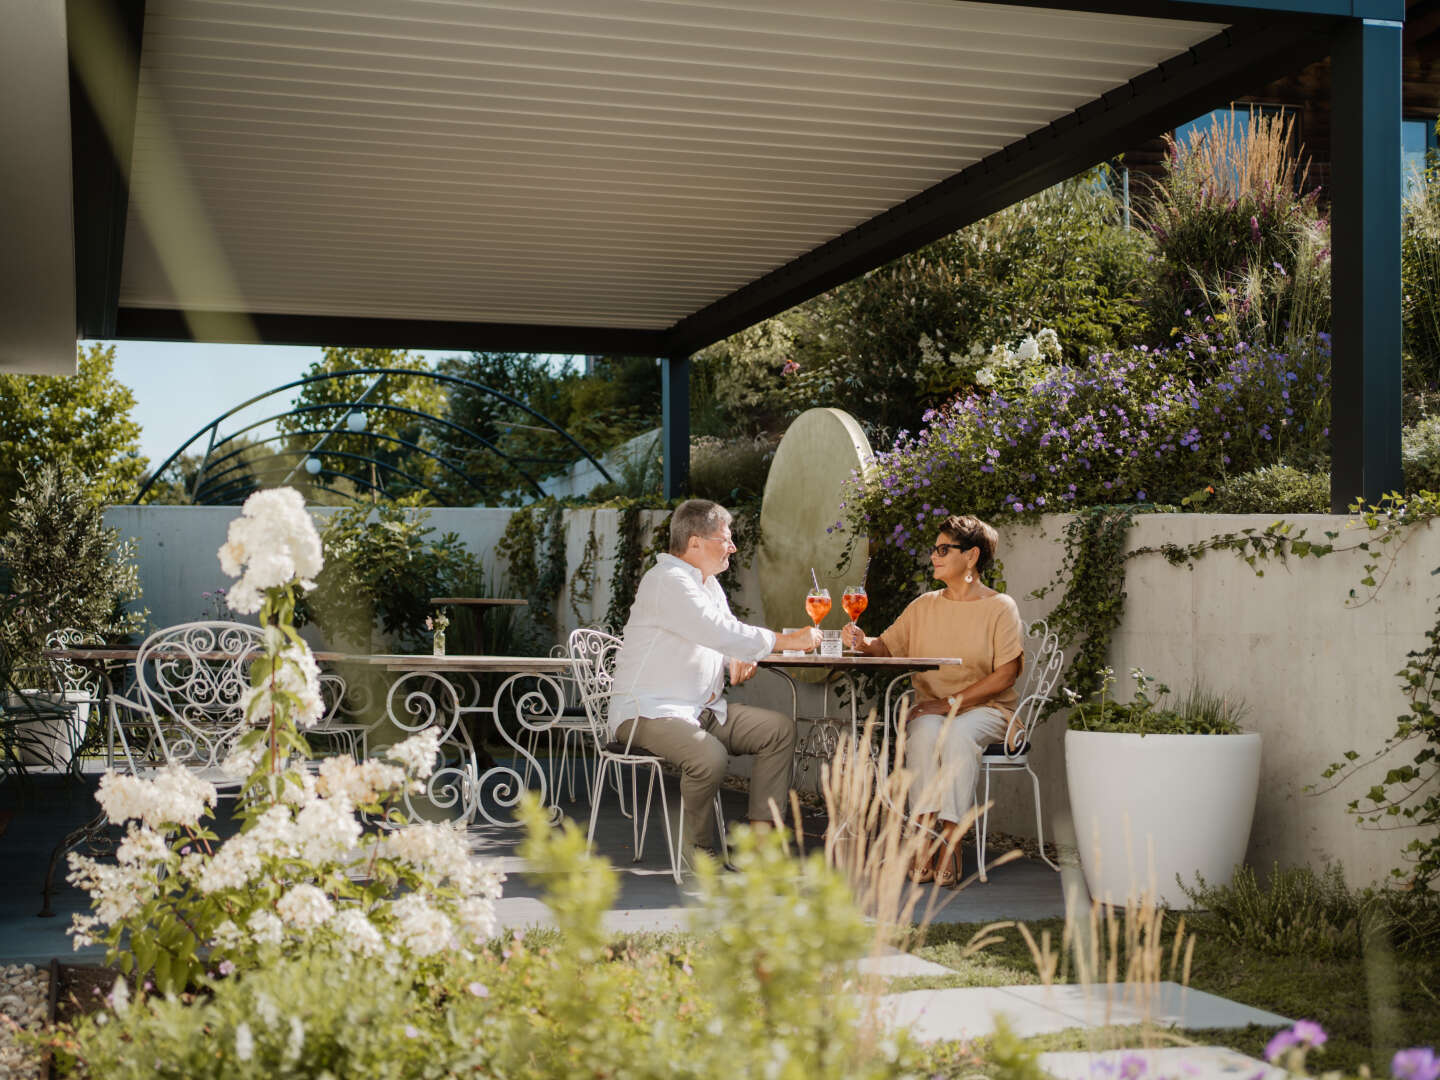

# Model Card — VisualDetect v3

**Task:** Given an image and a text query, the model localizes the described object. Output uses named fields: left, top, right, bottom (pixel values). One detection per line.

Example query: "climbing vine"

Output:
left=496, top=500, right=568, bottom=651
left=604, top=503, right=652, bottom=633
left=569, top=515, right=600, bottom=624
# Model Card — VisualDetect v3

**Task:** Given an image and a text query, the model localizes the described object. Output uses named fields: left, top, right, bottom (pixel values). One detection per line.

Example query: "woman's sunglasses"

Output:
left=929, top=543, right=967, bottom=558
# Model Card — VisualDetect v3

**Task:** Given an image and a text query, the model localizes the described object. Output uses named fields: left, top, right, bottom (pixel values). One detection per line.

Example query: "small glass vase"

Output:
left=432, top=630, right=446, bottom=656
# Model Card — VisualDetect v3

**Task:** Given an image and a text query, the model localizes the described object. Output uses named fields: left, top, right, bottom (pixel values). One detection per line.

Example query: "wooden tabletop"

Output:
left=758, top=653, right=961, bottom=669
left=46, top=647, right=353, bottom=664
left=429, top=597, right=529, bottom=607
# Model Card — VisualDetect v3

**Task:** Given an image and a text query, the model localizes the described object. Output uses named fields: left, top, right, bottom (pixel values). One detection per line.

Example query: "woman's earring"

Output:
left=964, top=570, right=974, bottom=584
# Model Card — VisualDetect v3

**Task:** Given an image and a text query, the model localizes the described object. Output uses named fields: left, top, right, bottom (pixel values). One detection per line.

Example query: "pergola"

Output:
left=1, top=0, right=1404, bottom=509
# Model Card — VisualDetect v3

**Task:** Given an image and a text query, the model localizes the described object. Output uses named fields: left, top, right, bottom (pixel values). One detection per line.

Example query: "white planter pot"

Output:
left=1065, top=729, right=1262, bottom=909
left=10, top=690, right=91, bottom=771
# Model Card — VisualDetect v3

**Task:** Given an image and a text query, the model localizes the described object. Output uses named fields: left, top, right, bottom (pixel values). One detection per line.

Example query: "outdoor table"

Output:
left=365, top=653, right=581, bottom=828
left=428, top=597, right=527, bottom=654
left=756, top=653, right=963, bottom=782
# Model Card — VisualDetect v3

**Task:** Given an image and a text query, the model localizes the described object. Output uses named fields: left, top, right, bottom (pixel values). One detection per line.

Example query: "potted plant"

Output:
left=1063, top=668, right=1261, bottom=908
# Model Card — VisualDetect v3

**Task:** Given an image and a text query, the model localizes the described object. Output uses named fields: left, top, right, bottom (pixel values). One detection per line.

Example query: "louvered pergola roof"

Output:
left=0, top=0, right=1406, bottom=504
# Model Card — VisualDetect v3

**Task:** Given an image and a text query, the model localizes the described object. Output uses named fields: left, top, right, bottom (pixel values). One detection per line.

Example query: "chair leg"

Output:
left=976, top=765, right=992, bottom=884
left=586, top=758, right=609, bottom=855
left=1027, top=763, right=1060, bottom=872
left=714, top=793, right=729, bottom=866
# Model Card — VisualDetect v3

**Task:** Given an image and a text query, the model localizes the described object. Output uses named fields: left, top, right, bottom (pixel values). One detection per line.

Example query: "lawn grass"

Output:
left=908, top=917, right=1440, bottom=1075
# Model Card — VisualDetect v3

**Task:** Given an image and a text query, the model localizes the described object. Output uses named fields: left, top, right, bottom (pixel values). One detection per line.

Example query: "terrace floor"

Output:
left=0, top=765, right=1071, bottom=965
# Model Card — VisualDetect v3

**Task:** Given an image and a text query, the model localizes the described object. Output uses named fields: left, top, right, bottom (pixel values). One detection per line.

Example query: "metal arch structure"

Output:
left=133, top=367, right=614, bottom=506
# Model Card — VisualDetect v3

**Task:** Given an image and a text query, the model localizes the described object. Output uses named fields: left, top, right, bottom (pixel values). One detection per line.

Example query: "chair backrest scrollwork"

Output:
left=119, top=620, right=267, bottom=777
left=1001, top=620, right=1063, bottom=758
left=567, top=627, right=622, bottom=738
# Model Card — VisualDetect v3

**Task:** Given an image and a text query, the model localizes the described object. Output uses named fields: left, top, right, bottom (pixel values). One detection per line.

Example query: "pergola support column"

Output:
left=1329, top=16, right=1404, bottom=511
left=662, top=354, right=690, bottom=499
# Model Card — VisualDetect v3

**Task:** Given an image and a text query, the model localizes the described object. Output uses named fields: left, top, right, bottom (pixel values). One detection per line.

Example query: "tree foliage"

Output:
left=0, top=343, right=145, bottom=522
left=0, top=461, right=146, bottom=661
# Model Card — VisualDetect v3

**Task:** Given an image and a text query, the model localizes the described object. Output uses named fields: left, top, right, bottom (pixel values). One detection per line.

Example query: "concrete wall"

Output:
left=103, top=505, right=1439, bottom=886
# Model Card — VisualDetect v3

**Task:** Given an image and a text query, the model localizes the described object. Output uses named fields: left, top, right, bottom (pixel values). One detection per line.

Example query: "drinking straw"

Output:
left=810, top=567, right=820, bottom=590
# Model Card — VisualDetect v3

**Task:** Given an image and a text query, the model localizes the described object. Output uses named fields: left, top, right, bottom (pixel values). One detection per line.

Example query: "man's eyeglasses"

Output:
left=930, top=543, right=966, bottom=558
left=703, top=535, right=737, bottom=549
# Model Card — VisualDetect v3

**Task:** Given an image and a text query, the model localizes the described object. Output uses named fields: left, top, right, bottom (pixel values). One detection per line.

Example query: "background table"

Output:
left=367, top=653, right=580, bottom=827
left=429, top=597, right=527, bottom=653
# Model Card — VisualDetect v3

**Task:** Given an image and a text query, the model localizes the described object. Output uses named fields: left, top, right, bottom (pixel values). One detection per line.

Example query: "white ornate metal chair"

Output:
left=570, top=626, right=727, bottom=883
left=108, top=621, right=266, bottom=790
left=308, top=670, right=370, bottom=762
left=973, top=619, right=1064, bottom=881
left=517, top=641, right=597, bottom=804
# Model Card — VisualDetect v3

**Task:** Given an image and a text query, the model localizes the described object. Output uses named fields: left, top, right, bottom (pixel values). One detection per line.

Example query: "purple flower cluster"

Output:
left=848, top=334, right=1330, bottom=557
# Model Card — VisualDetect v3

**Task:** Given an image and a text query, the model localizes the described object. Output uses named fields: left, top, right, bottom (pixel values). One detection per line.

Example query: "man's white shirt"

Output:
left=608, top=553, right=776, bottom=736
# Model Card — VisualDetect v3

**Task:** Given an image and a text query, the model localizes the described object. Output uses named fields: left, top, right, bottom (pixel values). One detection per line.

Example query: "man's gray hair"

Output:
left=668, top=499, right=732, bottom=555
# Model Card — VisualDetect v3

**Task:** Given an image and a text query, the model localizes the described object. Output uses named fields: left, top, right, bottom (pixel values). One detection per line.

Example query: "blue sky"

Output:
left=94, top=341, right=463, bottom=468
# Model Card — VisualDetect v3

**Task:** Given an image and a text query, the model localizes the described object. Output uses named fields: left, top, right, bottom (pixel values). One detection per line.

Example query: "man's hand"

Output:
left=774, top=626, right=822, bottom=653
left=729, top=659, right=758, bottom=685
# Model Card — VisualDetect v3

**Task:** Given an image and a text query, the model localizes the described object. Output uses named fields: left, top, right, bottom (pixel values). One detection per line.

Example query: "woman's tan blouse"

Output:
left=878, top=591, right=1026, bottom=719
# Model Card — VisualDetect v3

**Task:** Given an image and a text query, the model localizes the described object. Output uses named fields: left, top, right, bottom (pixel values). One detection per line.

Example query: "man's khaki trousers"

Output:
left=614, top=703, right=795, bottom=853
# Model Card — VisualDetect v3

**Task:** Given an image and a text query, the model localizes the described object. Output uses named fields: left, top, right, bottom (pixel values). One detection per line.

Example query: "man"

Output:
left=609, top=499, right=821, bottom=861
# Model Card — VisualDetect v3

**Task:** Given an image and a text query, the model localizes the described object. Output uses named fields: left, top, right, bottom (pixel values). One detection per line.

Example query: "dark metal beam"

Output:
left=67, top=0, right=145, bottom=340
left=663, top=17, right=1337, bottom=357
left=980, top=0, right=1401, bottom=20
left=662, top=355, right=689, bottom=500
left=1330, top=16, right=1405, bottom=509
left=113, top=307, right=669, bottom=358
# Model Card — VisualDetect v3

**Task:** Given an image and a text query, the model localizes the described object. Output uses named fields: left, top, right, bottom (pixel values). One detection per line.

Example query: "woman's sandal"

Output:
left=935, top=847, right=961, bottom=888
left=907, top=858, right=936, bottom=884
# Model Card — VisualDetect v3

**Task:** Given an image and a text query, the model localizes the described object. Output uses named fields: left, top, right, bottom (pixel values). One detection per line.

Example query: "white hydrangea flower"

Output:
left=211, top=920, right=244, bottom=949
left=1037, top=327, right=1062, bottom=361
left=69, top=914, right=102, bottom=950
left=1014, top=335, right=1040, bottom=363
left=96, top=766, right=217, bottom=829
left=276, top=884, right=335, bottom=931
left=115, top=825, right=169, bottom=867
left=67, top=853, right=157, bottom=925
left=196, top=835, right=263, bottom=895
left=974, top=367, right=997, bottom=387
left=317, top=756, right=407, bottom=805
left=456, top=896, right=498, bottom=942
left=240, top=643, right=325, bottom=729
left=220, top=740, right=265, bottom=781
left=218, top=487, right=323, bottom=615
left=295, top=795, right=362, bottom=864
left=329, top=909, right=386, bottom=957
left=386, top=728, right=441, bottom=779
left=247, top=804, right=300, bottom=859
left=247, top=908, right=284, bottom=947
left=388, top=894, right=457, bottom=957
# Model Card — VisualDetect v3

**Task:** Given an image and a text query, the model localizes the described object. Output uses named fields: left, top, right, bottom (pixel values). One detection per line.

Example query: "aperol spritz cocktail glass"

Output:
left=805, top=586, right=831, bottom=626
left=841, top=585, right=868, bottom=623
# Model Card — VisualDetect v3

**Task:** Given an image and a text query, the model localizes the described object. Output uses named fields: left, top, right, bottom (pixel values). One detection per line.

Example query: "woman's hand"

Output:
left=840, top=622, right=864, bottom=650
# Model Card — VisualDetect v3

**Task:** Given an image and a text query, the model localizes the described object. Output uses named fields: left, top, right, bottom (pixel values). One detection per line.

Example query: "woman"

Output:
left=840, top=514, right=1025, bottom=886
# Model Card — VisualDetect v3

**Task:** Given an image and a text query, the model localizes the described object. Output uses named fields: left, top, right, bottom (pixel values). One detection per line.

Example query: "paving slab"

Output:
left=1039, top=1046, right=1289, bottom=1080
left=876, top=985, right=1085, bottom=1042
left=1003, top=982, right=1290, bottom=1031
left=856, top=949, right=954, bottom=978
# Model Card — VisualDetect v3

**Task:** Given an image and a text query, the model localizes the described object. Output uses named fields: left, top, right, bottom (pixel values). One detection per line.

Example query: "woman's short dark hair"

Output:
left=939, top=514, right=999, bottom=573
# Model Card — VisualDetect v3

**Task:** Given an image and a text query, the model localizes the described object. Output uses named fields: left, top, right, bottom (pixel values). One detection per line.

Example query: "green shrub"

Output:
left=0, top=461, right=146, bottom=663
left=849, top=331, right=1330, bottom=553
left=1066, top=669, right=1245, bottom=735
left=1142, top=109, right=1325, bottom=346
left=695, top=171, right=1151, bottom=433
left=1177, top=863, right=1440, bottom=960
left=1402, top=161, right=1440, bottom=391
left=52, top=803, right=925, bottom=1080
left=299, top=504, right=484, bottom=650
left=1212, top=464, right=1330, bottom=513
left=1402, top=414, right=1440, bottom=493
left=688, top=433, right=778, bottom=504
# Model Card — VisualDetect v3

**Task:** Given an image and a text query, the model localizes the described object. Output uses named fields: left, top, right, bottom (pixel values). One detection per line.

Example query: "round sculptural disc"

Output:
left=758, top=408, right=874, bottom=682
